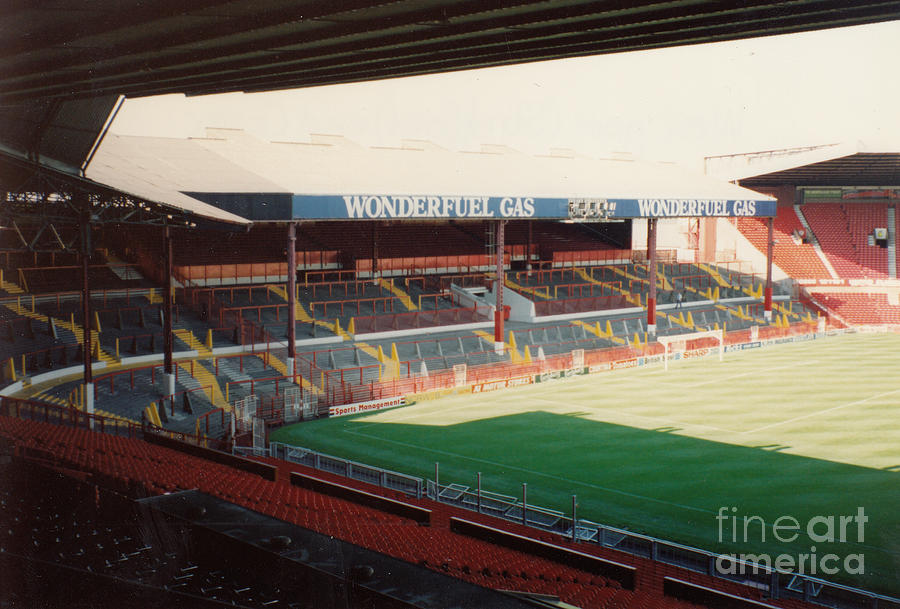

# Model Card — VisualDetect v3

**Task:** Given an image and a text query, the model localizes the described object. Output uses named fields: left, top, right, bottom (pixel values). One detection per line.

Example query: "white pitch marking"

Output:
left=343, top=428, right=712, bottom=515
left=743, top=388, right=900, bottom=434
left=526, top=396, right=741, bottom=434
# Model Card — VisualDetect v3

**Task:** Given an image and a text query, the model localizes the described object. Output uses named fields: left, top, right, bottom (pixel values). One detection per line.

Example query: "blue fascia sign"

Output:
left=291, top=194, right=776, bottom=220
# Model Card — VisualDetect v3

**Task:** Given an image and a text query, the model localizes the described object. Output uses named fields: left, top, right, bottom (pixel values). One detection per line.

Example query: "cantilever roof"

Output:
left=705, top=142, right=900, bottom=186
left=89, top=129, right=773, bottom=222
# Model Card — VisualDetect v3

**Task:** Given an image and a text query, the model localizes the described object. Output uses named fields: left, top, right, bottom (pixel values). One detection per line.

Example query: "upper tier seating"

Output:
left=800, top=203, right=889, bottom=279
left=845, top=204, right=890, bottom=278
left=736, top=207, right=831, bottom=279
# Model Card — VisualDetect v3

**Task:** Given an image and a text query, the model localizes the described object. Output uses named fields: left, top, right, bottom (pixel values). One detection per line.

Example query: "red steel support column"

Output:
left=372, top=222, right=378, bottom=278
left=286, top=223, right=297, bottom=380
left=526, top=221, right=533, bottom=270
left=764, top=215, right=774, bottom=320
left=80, top=217, right=92, bottom=385
left=647, top=219, right=658, bottom=335
left=164, top=226, right=174, bottom=374
left=79, top=207, right=95, bottom=422
left=162, top=226, right=176, bottom=398
left=494, top=220, right=506, bottom=353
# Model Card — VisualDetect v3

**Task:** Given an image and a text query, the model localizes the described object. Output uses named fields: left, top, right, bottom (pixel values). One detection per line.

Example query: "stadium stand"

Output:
left=801, top=204, right=877, bottom=279
left=844, top=203, right=890, bottom=278
left=736, top=207, right=832, bottom=279
left=0, top=410, right=843, bottom=609
left=810, top=292, right=900, bottom=325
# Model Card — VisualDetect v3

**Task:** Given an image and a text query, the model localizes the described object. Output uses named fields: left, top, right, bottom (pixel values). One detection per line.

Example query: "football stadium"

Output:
left=2, top=3, right=900, bottom=609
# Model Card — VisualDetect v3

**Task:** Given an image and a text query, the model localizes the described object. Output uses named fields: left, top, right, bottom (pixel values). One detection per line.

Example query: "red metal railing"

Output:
left=534, top=295, right=632, bottom=316
left=197, top=408, right=228, bottom=436
left=0, top=397, right=230, bottom=450
left=352, top=306, right=490, bottom=334
left=311, top=296, right=396, bottom=318
left=157, top=385, right=213, bottom=416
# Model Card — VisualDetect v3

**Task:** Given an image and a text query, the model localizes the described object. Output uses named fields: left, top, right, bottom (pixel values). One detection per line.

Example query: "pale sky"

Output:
left=111, top=20, right=900, bottom=171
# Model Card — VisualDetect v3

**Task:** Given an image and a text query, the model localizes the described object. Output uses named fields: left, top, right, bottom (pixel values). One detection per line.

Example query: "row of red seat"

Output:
left=1, top=416, right=682, bottom=609
left=812, top=292, right=900, bottom=324
left=800, top=203, right=889, bottom=279
left=736, top=209, right=831, bottom=279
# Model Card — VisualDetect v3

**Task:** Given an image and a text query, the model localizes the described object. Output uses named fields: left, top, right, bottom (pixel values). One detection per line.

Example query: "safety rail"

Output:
left=224, top=374, right=306, bottom=403
left=512, top=265, right=632, bottom=285
left=416, top=292, right=462, bottom=310
left=356, top=253, right=502, bottom=275
left=551, top=249, right=633, bottom=265
left=174, top=261, right=287, bottom=285
left=672, top=274, right=716, bottom=291
left=534, top=294, right=633, bottom=316
left=1, top=397, right=142, bottom=438
left=2, top=343, right=82, bottom=382
left=551, top=282, right=620, bottom=298
left=303, top=279, right=388, bottom=299
left=437, top=273, right=491, bottom=291
left=0, top=250, right=79, bottom=268
left=629, top=249, right=678, bottom=264
left=403, top=276, right=427, bottom=292
left=196, top=407, right=229, bottom=436
left=302, top=269, right=358, bottom=285
left=310, top=296, right=397, bottom=318
left=212, top=351, right=274, bottom=376
left=661, top=262, right=704, bottom=276
left=271, top=442, right=425, bottom=497
left=0, top=397, right=230, bottom=450
left=0, top=286, right=157, bottom=309
left=219, top=302, right=287, bottom=323
left=186, top=284, right=272, bottom=307
left=157, top=385, right=214, bottom=417
left=352, top=306, right=491, bottom=334
left=94, top=363, right=176, bottom=395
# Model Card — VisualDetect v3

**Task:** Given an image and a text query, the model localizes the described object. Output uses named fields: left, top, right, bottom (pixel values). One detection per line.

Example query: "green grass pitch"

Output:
left=270, top=331, right=900, bottom=595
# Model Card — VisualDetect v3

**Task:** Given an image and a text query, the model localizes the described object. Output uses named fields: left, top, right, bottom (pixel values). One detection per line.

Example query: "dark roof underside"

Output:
left=739, top=153, right=900, bottom=188
left=2, top=1, right=900, bottom=105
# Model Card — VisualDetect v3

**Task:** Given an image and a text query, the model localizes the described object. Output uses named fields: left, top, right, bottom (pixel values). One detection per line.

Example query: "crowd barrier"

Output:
left=552, top=249, right=635, bottom=265
left=534, top=295, right=632, bottom=316
left=353, top=306, right=490, bottom=334
left=0, top=286, right=156, bottom=311
left=356, top=253, right=516, bottom=275
left=0, top=397, right=229, bottom=450
left=174, top=252, right=340, bottom=286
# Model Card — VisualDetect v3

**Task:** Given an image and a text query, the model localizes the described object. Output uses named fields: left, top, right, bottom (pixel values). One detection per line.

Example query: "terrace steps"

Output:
left=504, top=276, right=552, bottom=300
left=0, top=272, right=24, bottom=294
left=633, top=263, right=673, bottom=290
left=268, top=283, right=345, bottom=334
left=354, top=342, right=400, bottom=380
left=171, top=328, right=228, bottom=409
left=178, top=360, right=228, bottom=409
left=571, top=320, right=625, bottom=345
left=5, top=303, right=117, bottom=367
left=572, top=267, right=641, bottom=306
left=378, top=278, right=417, bottom=311
left=472, top=330, right=520, bottom=362
left=695, top=263, right=730, bottom=288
